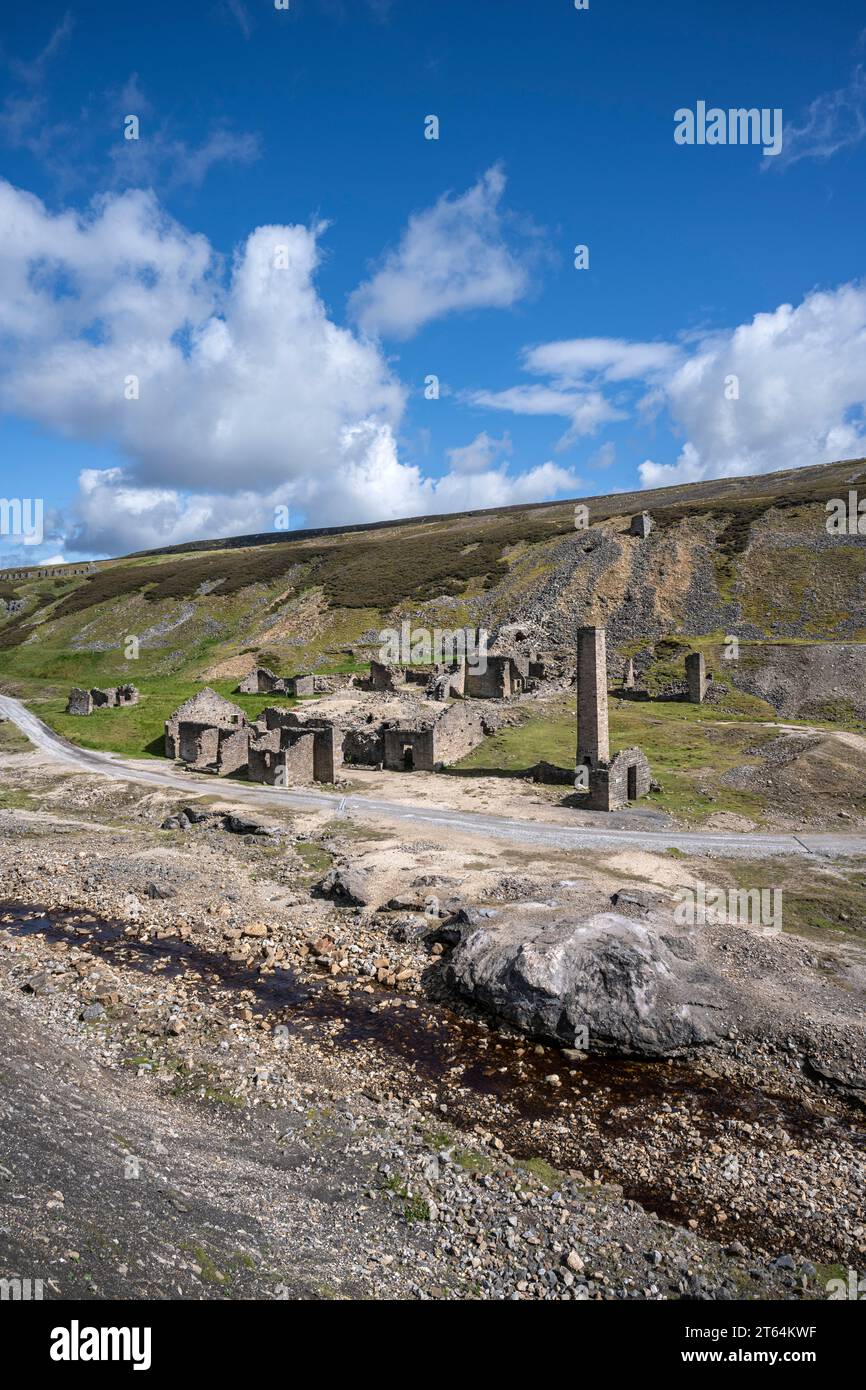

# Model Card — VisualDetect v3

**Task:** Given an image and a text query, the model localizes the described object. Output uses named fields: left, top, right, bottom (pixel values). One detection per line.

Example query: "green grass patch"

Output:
left=17, top=678, right=297, bottom=760
left=515, top=1157, right=563, bottom=1188
left=0, top=719, right=32, bottom=753
left=454, top=694, right=778, bottom=824
left=294, top=841, right=333, bottom=876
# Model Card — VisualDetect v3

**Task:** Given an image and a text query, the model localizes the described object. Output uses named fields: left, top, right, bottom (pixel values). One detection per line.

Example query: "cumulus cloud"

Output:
left=0, top=179, right=576, bottom=555
left=467, top=337, right=679, bottom=451
left=639, top=283, right=866, bottom=486
left=446, top=431, right=512, bottom=474
left=424, top=459, right=583, bottom=511
left=349, top=165, right=535, bottom=340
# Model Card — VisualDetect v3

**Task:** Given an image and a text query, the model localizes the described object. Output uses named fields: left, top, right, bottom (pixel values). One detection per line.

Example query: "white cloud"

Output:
left=0, top=178, right=575, bottom=555
left=0, top=181, right=404, bottom=498
left=522, top=337, right=679, bottom=383
left=639, top=283, right=866, bottom=486
left=469, top=383, right=623, bottom=449
left=108, top=124, right=260, bottom=192
left=591, top=440, right=616, bottom=469
left=768, top=66, right=866, bottom=171
left=421, top=460, right=583, bottom=513
left=446, top=431, right=512, bottom=474
left=348, top=165, right=534, bottom=340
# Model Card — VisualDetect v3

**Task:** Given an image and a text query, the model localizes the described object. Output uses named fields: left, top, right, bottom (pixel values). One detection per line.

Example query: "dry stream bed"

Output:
left=3, top=898, right=864, bottom=1269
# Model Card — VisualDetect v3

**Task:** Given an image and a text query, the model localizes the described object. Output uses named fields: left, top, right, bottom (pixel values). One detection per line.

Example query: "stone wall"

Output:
left=289, top=674, right=315, bottom=697
left=369, top=660, right=400, bottom=692
left=165, top=689, right=246, bottom=758
left=686, top=652, right=708, bottom=704
left=587, top=747, right=652, bottom=812
left=465, top=655, right=524, bottom=699
left=383, top=726, right=435, bottom=772
left=178, top=721, right=221, bottom=770
left=343, top=726, right=384, bottom=766
left=433, top=701, right=486, bottom=765
left=65, top=684, right=140, bottom=716
left=66, top=688, right=93, bottom=716
left=216, top=726, right=250, bottom=777
left=629, top=511, right=653, bottom=538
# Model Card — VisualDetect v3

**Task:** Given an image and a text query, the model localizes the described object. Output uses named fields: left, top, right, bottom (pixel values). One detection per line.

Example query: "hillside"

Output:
left=2, top=457, right=866, bottom=729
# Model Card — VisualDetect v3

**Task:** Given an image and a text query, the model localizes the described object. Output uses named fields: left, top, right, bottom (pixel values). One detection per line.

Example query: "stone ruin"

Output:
left=164, top=688, right=247, bottom=762
left=686, top=651, right=709, bottom=704
left=465, top=652, right=528, bottom=700
left=576, top=625, right=652, bottom=811
left=629, top=511, right=654, bottom=538
left=66, top=684, right=140, bottom=716
left=381, top=701, right=485, bottom=772
left=249, top=708, right=338, bottom=785
left=164, top=682, right=488, bottom=784
left=238, top=666, right=315, bottom=697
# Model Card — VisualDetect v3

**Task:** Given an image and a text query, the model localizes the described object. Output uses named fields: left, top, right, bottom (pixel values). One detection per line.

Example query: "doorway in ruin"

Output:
left=627, top=764, right=638, bottom=800
left=403, top=746, right=414, bottom=770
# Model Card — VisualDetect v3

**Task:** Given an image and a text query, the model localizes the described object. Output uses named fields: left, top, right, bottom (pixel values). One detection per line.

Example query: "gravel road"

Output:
left=3, top=693, right=866, bottom=860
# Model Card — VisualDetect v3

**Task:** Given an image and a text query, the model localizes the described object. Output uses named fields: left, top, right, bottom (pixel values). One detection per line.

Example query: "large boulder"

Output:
left=446, top=912, right=727, bottom=1057
left=318, top=863, right=377, bottom=907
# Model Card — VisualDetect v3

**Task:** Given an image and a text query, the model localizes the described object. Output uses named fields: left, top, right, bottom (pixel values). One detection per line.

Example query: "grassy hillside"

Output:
left=2, top=456, right=866, bottom=708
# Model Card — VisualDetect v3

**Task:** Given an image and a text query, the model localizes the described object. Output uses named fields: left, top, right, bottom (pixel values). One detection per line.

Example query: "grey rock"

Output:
left=23, top=972, right=54, bottom=996
left=445, top=912, right=727, bottom=1057
left=144, top=882, right=174, bottom=900
left=223, top=814, right=280, bottom=838
left=318, top=865, right=375, bottom=907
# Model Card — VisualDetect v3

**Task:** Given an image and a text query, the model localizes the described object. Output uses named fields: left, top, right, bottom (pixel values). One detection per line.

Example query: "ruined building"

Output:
left=465, top=653, right=528, bottom=700
left=576, top=626, right=651, bottom=812
left=238, top=667, right=314, bottom=697
left=164, top=677, right=488, bottom=783
left=629, top=511, right=654, bottom=538
left=66, top=684, right=140, bottom=716
left=686, top=651, right=709, bottom=704
left=164, top=689, right=247, bottom=761
left=382, top=701, right=485, bottom=772
left=249, top=708, right=338, bottom=784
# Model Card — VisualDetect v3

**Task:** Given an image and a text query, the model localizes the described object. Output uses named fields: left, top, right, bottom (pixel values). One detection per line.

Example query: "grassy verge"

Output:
left=17, top=678, right=298, bottom=760
left=0, top=719, right=33, bottom=754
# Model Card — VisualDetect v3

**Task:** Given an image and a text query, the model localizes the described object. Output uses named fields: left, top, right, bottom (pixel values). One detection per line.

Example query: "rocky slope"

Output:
left=2, top=460, right=866, bottom=711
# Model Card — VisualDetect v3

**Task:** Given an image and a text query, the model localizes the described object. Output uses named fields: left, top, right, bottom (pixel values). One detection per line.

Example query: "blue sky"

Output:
left=1, top=0, right=866, bottom=563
